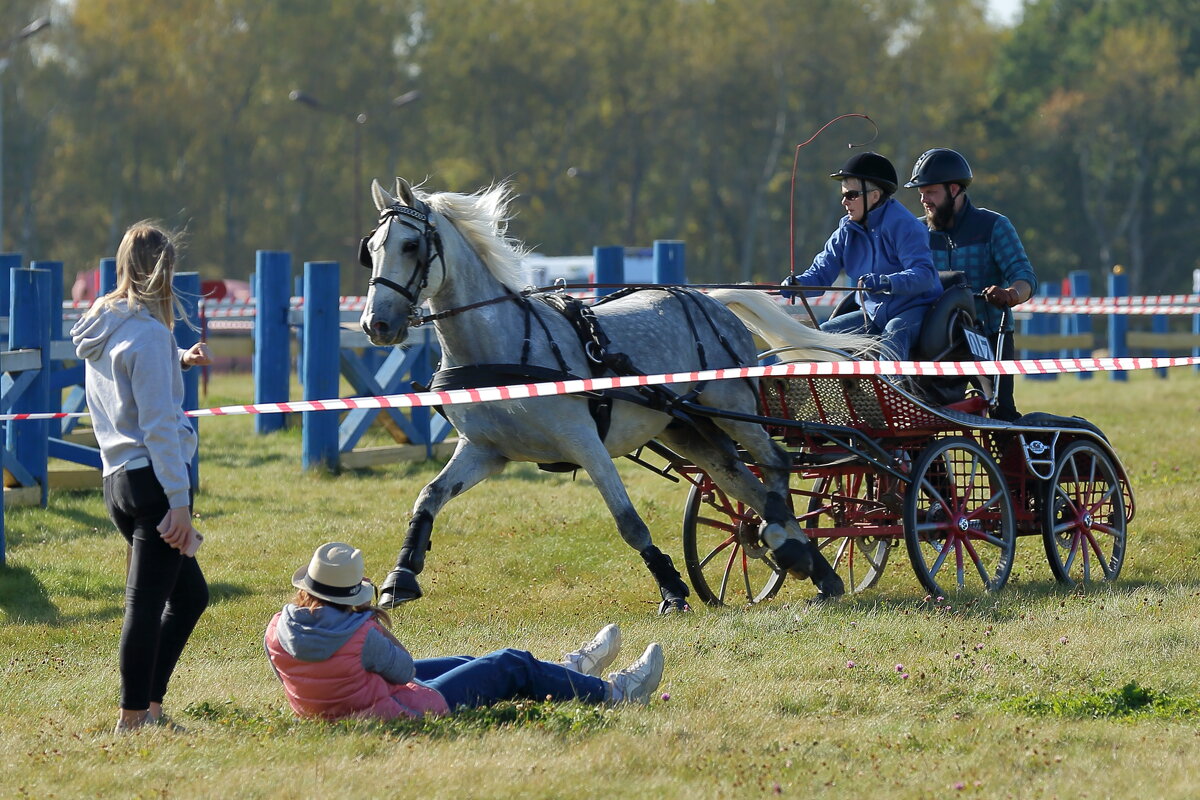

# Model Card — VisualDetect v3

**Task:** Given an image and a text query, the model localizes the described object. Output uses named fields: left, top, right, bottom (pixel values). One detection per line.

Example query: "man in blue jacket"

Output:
left=905, top=148, right=1038, bottom=421
left=782, top=152, right=942, bottom=360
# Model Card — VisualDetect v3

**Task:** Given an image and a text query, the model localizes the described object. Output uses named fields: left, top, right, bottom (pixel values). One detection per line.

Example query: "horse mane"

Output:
left=708, top=288, right=880, bottom=361
left=419, top=183, right=531, bottom=293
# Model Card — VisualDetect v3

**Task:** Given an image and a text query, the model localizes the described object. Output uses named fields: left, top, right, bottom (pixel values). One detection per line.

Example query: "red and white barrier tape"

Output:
left=58, top=292, right=1200, bottom=318
left=1021, top=299, right=1200, bottom=315
left=1026, top=294, right=1200, bottom=307
left=4, top=355, right=1198, bottom=421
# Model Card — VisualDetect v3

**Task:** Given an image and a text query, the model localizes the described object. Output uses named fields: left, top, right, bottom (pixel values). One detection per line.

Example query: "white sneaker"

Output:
left=608, top=643, right=664, bottom=705
left=562, top=623, right=621, bottom=677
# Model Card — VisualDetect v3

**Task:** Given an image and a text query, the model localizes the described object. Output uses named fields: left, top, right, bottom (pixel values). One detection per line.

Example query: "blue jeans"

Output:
left=821, top=305, right=928, bottom=360
left=414, top=648, right=607, bottom=709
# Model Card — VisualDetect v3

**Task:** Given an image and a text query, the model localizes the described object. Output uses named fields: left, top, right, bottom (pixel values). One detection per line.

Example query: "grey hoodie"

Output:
left=269, top=605, right=417, bottom=684
left=70, top=301, right=197, bottom=508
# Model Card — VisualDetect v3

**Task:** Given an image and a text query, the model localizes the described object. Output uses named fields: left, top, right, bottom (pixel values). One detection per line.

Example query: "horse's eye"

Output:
left=402, top=241, right=420, bottom=254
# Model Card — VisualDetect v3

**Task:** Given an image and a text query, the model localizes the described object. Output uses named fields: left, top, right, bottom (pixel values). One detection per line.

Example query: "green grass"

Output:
left=3, top=370, right=1200, bottom=798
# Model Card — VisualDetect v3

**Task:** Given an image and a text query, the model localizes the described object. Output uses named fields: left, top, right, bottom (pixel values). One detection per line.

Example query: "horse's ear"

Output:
left=394, top=177, right=416, bottom=206
left=372, top=179, right=396, bottom=213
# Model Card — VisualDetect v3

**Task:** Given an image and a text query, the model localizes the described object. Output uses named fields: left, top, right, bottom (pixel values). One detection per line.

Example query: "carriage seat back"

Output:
left=914, top=271, right=976, bottom=361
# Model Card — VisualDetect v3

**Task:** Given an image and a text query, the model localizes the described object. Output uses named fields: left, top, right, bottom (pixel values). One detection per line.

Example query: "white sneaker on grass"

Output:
left=562, top=623, right=621, bottom=677
left=608, top=643, right=664, bottom=705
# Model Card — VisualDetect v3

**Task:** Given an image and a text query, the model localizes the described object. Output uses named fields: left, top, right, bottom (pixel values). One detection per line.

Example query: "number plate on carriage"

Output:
left=964, top=328, right=995, bottom=360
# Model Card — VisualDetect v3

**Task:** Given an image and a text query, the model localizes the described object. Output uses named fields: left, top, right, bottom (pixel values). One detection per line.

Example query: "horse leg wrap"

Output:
left=379, top=512, right=434, bottom=608
left=398, top=511, right=433, bottom=574
left=808, top=544, right=845, bottom=600
left=762, top=491, right=793, bottom=530
left=640, top=545, right=691, bottom=614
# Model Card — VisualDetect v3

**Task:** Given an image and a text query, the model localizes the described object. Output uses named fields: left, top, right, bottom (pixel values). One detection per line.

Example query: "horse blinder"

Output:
left=358, top=233, right=374, bottom=269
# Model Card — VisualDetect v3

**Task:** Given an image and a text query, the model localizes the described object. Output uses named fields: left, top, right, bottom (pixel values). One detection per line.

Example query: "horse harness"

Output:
left=359, top=199, right=750, bottom=461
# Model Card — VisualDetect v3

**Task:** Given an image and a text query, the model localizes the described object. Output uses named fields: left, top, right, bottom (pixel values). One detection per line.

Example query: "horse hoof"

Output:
left=658, top=598, right=692, bottom=615
left=817, top=572, right=845, bottom=599
left=379, top=568, right=423, bottom=608
left=807, top=592, right=838, bottom=606
left=771, top=538, right=812, bottom=580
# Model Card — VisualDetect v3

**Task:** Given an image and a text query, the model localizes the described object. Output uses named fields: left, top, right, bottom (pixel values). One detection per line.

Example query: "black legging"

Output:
left=104, top=464, right=209, bottom=710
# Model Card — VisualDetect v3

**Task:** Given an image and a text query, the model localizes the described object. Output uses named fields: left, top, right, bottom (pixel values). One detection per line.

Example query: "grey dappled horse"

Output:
left=359, top=178, right=875, bottom=612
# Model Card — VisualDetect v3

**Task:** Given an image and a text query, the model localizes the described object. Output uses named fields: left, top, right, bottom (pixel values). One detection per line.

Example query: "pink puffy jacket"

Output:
left=265, top=612, right=450, bottom=720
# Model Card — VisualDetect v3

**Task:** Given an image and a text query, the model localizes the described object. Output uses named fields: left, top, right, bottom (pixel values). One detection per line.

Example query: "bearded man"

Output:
left=905, top=148, right=1038, bottom=421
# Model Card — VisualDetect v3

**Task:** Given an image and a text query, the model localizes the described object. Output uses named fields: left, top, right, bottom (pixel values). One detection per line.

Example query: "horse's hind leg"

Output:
left=379, top=440, right=508, bottom=608
left=659, top=420, right=844, bottom=600
left=564, top=440, right=691, bottom=615
left=705, top=417, right=845, bottom=600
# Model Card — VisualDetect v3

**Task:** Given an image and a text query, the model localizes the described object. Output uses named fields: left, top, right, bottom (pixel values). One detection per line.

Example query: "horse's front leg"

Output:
left=379, top=439, right=508, bottom=608
left=568, top=441, right=691, bottom=615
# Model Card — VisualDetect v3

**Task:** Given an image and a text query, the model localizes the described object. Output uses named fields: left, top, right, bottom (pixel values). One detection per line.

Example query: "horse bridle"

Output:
left=359, top=199, right=445, bottom=308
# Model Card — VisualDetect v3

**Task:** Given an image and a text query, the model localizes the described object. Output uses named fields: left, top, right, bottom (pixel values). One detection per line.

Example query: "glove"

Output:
left=858, top=273, right=891, bottom=293
left=779, top=274, right=803, bottom=300
left=983, top=285, right=1021, bottom=308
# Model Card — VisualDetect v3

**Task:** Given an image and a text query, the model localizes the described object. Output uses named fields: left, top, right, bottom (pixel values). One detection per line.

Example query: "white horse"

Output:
left=359, top=178, right=876, bottom=612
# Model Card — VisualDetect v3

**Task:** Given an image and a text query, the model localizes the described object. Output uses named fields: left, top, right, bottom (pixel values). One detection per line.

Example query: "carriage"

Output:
left=656, top=278, right=1136, bottom=606
left=358, top=178, right=1134, bottom=612
left=674, top=358, right=1134, bottom=605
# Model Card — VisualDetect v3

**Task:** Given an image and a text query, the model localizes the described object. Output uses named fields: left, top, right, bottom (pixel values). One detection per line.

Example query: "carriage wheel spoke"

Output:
left=859, top=542, right=887, bottom=573
left=963, top=452, right=982, bottom=499
left=1082, top=529, right=1114, bottom=577
left=717, top=546, right=738, bottom=604
left=741, top=551, right=753, bottom=599
left=926, top=534, right=953, bottom=576
left=1083, top=485, right=1118, bottom=517
left=698, top=534, right=737, bottom=570
left=961, top=537, right=994, bottom=586
left=697, top=514, right=739, bottom=534
left=920, top=478, right=952, bottom=516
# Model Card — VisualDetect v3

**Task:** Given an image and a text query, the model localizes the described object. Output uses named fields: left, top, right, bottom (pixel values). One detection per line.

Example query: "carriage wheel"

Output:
left=801, top=471, right=891, bottom=593
left=1042, top=440, right=1127, bottom=585
left=902, top=436, right=1016, bottom=596
left=682, top=480, right=785, bottom=606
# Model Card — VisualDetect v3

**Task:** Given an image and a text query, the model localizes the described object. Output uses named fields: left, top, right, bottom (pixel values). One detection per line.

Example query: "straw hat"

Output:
left=292, top=542, right=375, bottom=606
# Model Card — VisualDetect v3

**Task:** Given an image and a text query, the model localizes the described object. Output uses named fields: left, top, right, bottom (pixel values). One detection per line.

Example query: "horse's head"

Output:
left=359, top=178, right=445, bottom=345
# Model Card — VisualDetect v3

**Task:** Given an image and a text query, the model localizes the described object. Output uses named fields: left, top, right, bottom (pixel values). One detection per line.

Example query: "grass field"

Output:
left=2, top=370, right=1199, bottom=799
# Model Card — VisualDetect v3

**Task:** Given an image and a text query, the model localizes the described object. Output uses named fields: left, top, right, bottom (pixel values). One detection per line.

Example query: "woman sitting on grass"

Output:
left=265, top=542, right=664, bottom=720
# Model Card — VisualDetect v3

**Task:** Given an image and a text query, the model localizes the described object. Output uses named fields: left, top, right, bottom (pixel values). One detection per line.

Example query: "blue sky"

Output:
left=987, top=0, right=1023, bottom=26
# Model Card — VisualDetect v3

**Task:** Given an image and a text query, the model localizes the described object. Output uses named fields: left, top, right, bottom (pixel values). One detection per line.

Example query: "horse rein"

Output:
left=360, top=201, right=849, bottom=330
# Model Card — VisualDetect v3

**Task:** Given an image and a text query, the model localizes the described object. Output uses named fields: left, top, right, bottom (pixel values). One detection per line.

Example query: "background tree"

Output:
left=2, top=0, right=1197, bottom=295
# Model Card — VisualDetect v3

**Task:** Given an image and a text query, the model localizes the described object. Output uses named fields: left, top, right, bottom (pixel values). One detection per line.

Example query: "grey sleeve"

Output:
left=361, top=626, right=416, bottom=684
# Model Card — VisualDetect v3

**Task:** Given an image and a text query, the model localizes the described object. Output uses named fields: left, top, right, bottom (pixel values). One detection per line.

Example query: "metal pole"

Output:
left=1, top=76, right=6, bottom=252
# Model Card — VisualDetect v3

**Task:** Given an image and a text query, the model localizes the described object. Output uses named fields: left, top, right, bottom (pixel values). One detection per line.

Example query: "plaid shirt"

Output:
left=928, top=197, right=1037, bottom=334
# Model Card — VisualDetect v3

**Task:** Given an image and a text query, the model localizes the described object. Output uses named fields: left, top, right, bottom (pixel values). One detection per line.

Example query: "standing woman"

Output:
left=71, top=221, right=212, bottom=733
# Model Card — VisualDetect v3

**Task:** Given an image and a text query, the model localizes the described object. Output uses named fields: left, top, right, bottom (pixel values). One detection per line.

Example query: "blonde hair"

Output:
left=291, top=589, right=392, bottom=629
left=84, top=220, right=187, bottom=327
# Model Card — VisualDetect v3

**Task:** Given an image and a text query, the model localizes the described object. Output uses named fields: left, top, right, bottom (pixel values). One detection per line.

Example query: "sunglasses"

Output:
left=841, top=190, right=864, bottom=201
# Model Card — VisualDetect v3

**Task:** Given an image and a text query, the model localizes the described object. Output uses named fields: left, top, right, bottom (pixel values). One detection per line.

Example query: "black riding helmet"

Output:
left=905, top=148, right=973, bottom=189
left=830, top=152, right=896, bottom=231
left=830, top=152, right=899, bottom=194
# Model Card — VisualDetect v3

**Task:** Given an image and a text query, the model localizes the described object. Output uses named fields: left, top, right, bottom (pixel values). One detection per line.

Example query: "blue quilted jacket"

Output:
left=792, top=197, right=941, bottom=326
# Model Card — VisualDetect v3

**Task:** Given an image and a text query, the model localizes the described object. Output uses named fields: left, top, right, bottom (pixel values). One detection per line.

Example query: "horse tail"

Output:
left=707, top=288, right=878, bottom=362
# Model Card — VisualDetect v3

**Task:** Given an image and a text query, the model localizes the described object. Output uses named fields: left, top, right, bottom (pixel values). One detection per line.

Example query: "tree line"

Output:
left=3, top=0, right=1197, bottom=295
